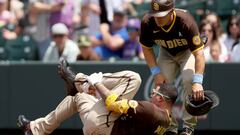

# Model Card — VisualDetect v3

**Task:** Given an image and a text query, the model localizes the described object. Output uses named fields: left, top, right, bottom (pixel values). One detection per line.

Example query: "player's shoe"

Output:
left=17, top=115, right=33, bottom=135
left=179, top=127, right=194, bottom=135
left=58, top=57, right=78, bottom=96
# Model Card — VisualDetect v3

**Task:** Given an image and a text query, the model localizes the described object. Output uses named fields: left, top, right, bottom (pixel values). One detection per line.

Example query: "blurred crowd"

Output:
left=0, top=0, right=239, bottom=63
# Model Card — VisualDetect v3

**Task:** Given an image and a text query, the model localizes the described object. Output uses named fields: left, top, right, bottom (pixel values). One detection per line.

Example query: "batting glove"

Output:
left=87, top=72, right=103, bottom=86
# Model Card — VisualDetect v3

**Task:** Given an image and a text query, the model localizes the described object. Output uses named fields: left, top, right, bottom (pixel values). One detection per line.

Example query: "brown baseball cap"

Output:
left=150, top=0, right=174, bottom=17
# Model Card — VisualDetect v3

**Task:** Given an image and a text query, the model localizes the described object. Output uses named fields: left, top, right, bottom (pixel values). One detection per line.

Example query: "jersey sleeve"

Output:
left=127, top=101, right=171, bottom=128
left=184, top=13, right=204, bottom=52
left=139, top=20, right=155, bottom=48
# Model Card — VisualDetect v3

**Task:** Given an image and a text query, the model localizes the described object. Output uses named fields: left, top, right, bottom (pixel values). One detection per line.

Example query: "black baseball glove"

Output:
left=58, top=57, right=78, bottom=96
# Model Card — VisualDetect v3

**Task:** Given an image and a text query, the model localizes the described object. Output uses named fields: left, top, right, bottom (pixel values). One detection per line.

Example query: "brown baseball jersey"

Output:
left=139, top=9, right=203, bottom=56
left=111, top=101, right=170, bottom=135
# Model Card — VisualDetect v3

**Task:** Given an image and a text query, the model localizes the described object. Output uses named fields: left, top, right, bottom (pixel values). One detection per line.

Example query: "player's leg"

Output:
left=29, top=96, right=77, bottom=135
left=101, top=70, right=142, bottom=99
left=75, top=92, right=114, bottom=135
left=158, top=48, right=179, bottom=135
left=179, top=50, right=196, bottom=135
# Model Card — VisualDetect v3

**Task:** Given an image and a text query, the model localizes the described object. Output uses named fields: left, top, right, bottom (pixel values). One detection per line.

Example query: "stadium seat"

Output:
left=5, top=34, right=39, bottom=60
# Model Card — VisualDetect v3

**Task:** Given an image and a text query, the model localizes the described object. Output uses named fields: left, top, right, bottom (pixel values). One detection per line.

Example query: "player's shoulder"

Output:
left=175, top=8, right=194, bottom=20
left=141, top=13, right=155, bottom=25
left=175, top=8, right=197, bottom=26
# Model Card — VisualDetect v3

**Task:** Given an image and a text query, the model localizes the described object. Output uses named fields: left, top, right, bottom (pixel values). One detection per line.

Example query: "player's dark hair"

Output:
left=158, top=83, right=178, bottom=103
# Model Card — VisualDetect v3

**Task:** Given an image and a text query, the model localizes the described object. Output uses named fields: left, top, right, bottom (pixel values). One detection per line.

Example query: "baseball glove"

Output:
left=58, top=57, right=78, bottom=96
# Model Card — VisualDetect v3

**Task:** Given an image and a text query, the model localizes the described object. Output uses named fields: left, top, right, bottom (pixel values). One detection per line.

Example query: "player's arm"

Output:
left=140, top=20, right=167, bottom=85
left=186, top=11, right=205, bottom=101
left=192, top=49, right=205, bottom=75
left=139, top=19, right=157, bottom=68
left=142, top=45, right=158, bottom=68
left=86, top=72, right=137, bottom=114
left=192, top=48, right=205, bottom=101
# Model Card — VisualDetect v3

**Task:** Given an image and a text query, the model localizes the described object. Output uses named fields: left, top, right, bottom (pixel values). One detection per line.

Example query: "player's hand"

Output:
left=87, top=72, right=103, bottom=86
left=154, top=73, right=168, bottom=87
left=192, top=83, right=204, bottom=101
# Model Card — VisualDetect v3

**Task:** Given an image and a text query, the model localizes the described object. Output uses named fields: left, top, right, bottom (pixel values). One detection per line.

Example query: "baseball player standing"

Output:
left=139, top=0, right=205, bottom=135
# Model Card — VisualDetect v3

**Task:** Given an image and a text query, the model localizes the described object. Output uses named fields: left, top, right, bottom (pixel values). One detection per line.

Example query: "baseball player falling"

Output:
left=139, top=0, right=206, bottom=134
left=17, top=58, right=178, bottom=135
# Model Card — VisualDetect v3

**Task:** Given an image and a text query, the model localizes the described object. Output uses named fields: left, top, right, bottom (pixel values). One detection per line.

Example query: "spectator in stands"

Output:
left=49, top=0, right=81, bottom=38
left=81, top=0, right=130, bottom=37
left=43, top=23, right=80, bottom=62
left=123, top=18, right=144, bottom=60
left=91, top=10, right=129, bottom=60
left=81, top=0, right=101, bottom=36
left=77, top=34, right=100, bottom=61
left=27, top=0, right=64, bottom=60
left=230, top=41, right=240, bottom=62
left=224, top=15, right=240, bottom=54
left=2, top=17, right=27, bottom=40
left=204, top=12, right=225, bottom=38
left=127, top=0, right=151, bottom=18
left=8, top=0, right=24, bottom=21
left=209, top=41, right=222, bottom=62
left=229, top=16, right=240, bottom=62
left=2, top=18, right=39, bottom=60
left=0, top=0, right=16, bottom=28
left=199, top=20, right=228, bottom=62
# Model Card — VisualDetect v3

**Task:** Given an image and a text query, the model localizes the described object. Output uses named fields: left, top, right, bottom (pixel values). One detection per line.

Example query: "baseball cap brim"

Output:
left=204, top=90, right=220, bottom=109
left=151, top=9, right=172, bottom=17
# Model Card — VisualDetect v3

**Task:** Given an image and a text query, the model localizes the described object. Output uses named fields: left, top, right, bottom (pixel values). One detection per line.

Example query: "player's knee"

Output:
left=127, top=71, right=142, bottom=85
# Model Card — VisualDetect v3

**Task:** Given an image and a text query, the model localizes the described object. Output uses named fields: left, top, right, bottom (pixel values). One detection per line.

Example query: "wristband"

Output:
left=192, top=74, right=203, bottom=84
left=105, top=93, right=119, bottom=108
left=150, top=66, right=161, bottom=76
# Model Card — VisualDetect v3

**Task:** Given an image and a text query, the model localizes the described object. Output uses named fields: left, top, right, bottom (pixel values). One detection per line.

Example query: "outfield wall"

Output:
left=0, top=61, right=239, bottom=130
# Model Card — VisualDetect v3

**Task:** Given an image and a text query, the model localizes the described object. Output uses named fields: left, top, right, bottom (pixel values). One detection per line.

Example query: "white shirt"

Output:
left=223, top=35, right=237, bottom=53
left=230, top=41, right=240, bottom=62
left=43, top=39, right=80, bottom=62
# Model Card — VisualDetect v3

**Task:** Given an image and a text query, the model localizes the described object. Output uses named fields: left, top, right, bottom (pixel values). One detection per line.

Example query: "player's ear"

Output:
left=158, top=96, right=164, bottom=102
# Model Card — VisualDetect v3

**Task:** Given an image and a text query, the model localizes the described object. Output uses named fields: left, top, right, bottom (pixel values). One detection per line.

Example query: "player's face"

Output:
left=151, top=93, right=161, bottom=107
left=151, top=90, right=170, bottom=107
left=154, top=12, right=172, bottom=27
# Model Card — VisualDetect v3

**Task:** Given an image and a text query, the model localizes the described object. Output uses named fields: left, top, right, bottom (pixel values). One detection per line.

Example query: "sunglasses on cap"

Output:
left=152, top=89, right=171, bottom=101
